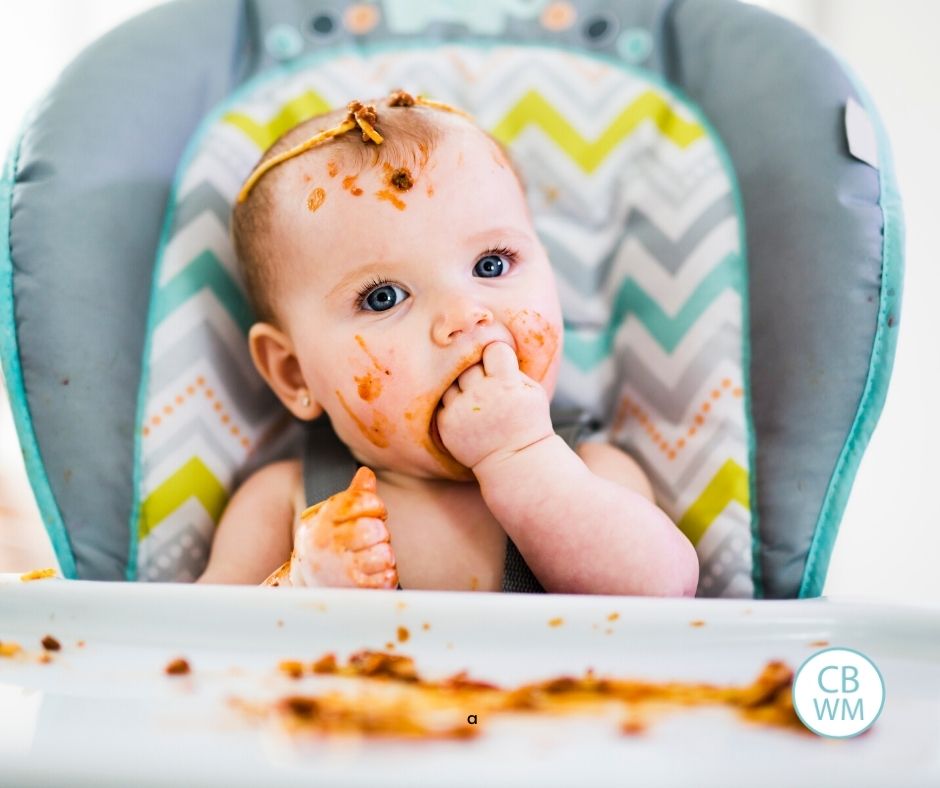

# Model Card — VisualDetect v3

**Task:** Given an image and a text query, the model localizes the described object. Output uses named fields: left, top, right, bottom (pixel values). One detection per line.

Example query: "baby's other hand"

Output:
left=436, top=341, right=554, bottom=471
left=289, top=466, right=398, bottom=589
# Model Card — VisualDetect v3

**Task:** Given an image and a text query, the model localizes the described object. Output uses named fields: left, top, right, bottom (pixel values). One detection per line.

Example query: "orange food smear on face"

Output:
left=327, top=161, right=339, bottom=177
left=406, top=381, right=474, bottom=481
left=306, top=187, right=326, bottom=212
left=417, top=142, right=429, bottom=167
left=507, top=309, right=560, bottom=383
left=355, top=371, right=382, bottom=402
left=342, top=175, right=363, bottom=196
left=335, top=389, right=391, bottom=448
left=426, top=181, right=434, bottom=197
left=354, top=335, right=390, bottom=374
left=375, top=189, right=407, bottom=210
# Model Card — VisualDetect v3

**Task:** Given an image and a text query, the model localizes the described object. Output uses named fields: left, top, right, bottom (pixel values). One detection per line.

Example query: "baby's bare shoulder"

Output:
left=575, top=440, right=655, bottom=503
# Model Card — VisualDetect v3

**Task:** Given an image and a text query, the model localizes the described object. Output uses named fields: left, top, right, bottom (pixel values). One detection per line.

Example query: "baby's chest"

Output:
left=381, top=486, right=508, bottom=592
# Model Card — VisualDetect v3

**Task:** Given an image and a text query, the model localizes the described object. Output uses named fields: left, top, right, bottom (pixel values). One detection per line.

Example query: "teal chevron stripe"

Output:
left=563, top=252, right=743, bottom=370
left=153, top=250, right=254, bottom=334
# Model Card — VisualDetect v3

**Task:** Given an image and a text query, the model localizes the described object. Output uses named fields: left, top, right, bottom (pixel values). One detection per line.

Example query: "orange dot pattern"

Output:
left=141, top=376, right=251, bottom=450
left=612, top=378, right=743, bottom=461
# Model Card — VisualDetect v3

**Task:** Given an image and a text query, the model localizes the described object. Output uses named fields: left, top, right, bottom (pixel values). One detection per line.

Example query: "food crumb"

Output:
left=41, top=635, right=61, bottom=651
left=76, top=640, right=86, bottom=648
left=548, top=617, right=564, bottom=628
left=809, top=640, right=830, bottom=648
left=397, top=626, right=410, bottom=643
left=165, top=658, right=191, bottom=675
left=385, top=642, right=396, bottom=650
left=279, top=660, right=304, bottom=679
left=20, top=568, right=56, bottom=582
left=0, top=641, right=23, bottom=658
left=607, top=612, right=620, bottom=622
left=621, top=715, right=647, bottom=735
left=312, top=653, right=338, bottom=674
left=422, top=622, right=431, bottom=631
left=689, top=620, right=706, bottom=628
left=276, top=620, right=284, bottom=628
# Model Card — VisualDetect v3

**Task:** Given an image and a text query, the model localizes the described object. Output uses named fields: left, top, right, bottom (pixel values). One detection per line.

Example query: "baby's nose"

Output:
left=431, top=297, right=494, bottom=346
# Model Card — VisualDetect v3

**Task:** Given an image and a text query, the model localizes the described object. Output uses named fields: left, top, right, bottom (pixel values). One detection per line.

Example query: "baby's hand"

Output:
left=436, top=341, right=554, bottom=471
left=288, top=466, right=398, bottom=589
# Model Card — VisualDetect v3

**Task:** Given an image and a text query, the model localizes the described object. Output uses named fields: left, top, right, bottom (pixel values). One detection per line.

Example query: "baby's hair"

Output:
left=231, top=90, right=522, bottom=324
left=236, top=90, right=471, bottom=203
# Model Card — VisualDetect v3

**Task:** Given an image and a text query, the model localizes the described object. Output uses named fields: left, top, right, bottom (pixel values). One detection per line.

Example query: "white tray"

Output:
left=1, top=579, right=938, bottom=787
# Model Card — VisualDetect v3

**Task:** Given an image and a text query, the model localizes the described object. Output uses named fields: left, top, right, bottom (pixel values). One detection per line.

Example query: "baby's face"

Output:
left=269, top=124, right=563, bottom=481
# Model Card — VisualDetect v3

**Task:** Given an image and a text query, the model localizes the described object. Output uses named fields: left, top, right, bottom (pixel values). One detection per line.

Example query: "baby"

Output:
left=196, top=91, right=699, bottom=596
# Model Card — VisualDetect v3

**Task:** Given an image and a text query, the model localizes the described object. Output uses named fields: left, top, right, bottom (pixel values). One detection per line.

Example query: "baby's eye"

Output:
left=358, top=280, right=409, bottom=312
left=473, top=251, right=513, bottom=278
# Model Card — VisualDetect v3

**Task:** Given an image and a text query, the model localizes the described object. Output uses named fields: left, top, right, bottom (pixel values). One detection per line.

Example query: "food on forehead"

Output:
left=306, top=187, right=326, bottom=213
left=237, top=89, right=473, bottom=203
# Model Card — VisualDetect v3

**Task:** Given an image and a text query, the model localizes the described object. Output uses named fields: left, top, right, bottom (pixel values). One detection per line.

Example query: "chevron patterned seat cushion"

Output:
left=135, top=44, right=754, bottom=596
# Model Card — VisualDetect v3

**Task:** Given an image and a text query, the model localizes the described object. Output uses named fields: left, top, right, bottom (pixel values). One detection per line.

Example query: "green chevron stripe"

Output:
left=139, top=457, right=228, bottom=540
left=222, top=90, right=333, bottom=150
left=154, top=249, right=254, bottom=334
left=490, top=89, right=705, bottom=172
left=677, top=459, right=750, bottom=546
left=563, top=252, right=743, bottom=370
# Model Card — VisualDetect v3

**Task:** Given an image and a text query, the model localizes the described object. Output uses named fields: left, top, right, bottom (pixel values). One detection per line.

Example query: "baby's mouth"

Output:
left=427, top=349, right=485, bottom=456
left=429, top=410, right=446, bottom=454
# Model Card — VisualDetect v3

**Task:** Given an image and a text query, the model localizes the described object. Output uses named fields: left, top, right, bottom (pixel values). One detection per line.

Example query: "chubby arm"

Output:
left=436, top=340, right=698, bottom=597
left=474, top=436, right=698, bottom=596
left=195, top=460, right=300, bottom=585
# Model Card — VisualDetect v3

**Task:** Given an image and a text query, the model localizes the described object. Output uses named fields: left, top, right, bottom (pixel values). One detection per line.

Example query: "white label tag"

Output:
left=844, top=96, right=879, bottom=169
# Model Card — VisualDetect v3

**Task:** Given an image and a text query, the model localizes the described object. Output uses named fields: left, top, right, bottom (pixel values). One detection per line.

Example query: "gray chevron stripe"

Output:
left=149, top=324, right=273, bottom=421
left=612, top=322, right=744, bottom=422
left=139, top=521, right=211, bottom=582
left=174, top=181, right=233, bottom=231
left=143, top=415, right=261, bottom=476
left=695, top=515, right=754, bottom=598
left=614, top=422, right=748, bottom=504
left=544, top=199, right=737, bottom=299
left=629, top=149, right=724, bottom=206
left=509, top=132, right=722, bottom=210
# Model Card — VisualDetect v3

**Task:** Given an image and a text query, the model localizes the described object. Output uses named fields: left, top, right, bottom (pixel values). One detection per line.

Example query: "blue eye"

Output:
left=357, top=278, right=409, bottom=312
left=473, top=252, right=513, bottom=278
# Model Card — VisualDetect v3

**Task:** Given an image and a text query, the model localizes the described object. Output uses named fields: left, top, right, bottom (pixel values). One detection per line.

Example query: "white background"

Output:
left=0, top=1, right=937, bottom=604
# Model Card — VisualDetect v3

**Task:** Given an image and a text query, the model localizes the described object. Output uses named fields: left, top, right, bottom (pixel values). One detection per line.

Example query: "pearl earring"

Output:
left=300, top=393, right=311, bottom=408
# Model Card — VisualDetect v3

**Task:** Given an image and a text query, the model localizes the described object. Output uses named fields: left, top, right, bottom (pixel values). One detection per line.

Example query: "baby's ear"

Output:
left=248, top=322, right=323, bottom=421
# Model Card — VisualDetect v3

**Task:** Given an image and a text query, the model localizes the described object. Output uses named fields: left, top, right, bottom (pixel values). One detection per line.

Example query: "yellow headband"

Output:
left=235, top=90, right=473, bottom=204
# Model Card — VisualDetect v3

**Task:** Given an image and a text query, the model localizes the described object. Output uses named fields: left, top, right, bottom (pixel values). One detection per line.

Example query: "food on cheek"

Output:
left=355, top=371, right=382, bottom=401
left=507, top=309, right=560, bottom=383
left=354, top=335, right=391, bottom=375
left=335, top=390, right=393, bottom=448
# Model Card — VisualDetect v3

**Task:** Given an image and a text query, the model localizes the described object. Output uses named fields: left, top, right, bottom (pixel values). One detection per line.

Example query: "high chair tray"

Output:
left=1, top=579, right=938, bottom=787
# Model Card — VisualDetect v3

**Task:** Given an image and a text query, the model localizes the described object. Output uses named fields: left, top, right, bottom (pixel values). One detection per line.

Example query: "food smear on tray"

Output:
left=20, top=567, right=57, bottom=581
left=231, top=650, right=815, bottom=740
